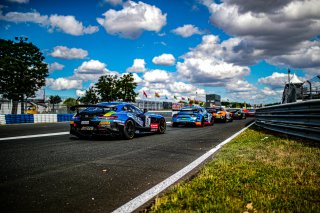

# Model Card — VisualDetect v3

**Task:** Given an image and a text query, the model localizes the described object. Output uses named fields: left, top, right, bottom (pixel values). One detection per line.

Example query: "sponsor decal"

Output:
left=150, top=123, right=158, bottom=129
left=81, top=126, right=94, bottom=130
left=100, top=121, right=110, bottom=125
left=150, top=123, right=158, bottom=132
left=128, top=113, right=143, bottom=126
left=103, top=111, right=116, bottom=116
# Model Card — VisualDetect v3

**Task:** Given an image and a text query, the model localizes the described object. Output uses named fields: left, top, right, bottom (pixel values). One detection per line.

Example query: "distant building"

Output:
left=206, top=94, right=221, bottom=107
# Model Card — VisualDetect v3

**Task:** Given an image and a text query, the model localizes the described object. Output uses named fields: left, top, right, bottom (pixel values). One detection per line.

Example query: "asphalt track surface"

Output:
left=0, top=118, right=254, bottom=213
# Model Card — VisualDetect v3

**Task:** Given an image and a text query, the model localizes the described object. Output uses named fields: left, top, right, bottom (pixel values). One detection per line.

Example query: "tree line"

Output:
left=0, top=37, right=137, bottom=114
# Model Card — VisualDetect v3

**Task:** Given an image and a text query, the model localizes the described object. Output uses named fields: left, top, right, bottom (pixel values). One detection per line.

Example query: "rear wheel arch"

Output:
left=121, top=119, right=136, bottom=140
left=157, top=117, right=166, bottom=134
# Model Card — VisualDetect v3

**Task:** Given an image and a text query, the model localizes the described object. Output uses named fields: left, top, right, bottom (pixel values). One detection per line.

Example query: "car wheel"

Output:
left=122, top=119, right=135, bottom=140
left=172, top=122, right=178, bottom=127
left=201, top=118, right=205, bottom=127
left=157, top=118, right=166, bottom=134
left=210, top=117, right=214, bottom=126
left=222, top=116, right=227, bottom=123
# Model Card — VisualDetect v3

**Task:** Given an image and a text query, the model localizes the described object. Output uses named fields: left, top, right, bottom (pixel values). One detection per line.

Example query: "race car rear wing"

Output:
left=70, top=105, right=115, bottom=114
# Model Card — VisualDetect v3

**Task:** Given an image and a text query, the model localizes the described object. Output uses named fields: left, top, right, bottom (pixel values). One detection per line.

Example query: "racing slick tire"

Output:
left=210, top=117, right=214, bottom=126
left=121, top=119, right=135, bottom=140
left=200, top=118, right=205, bottom=127
left=157, top=118, right=166, bottom=134
left=222, top=116, right=227, bottom=123
left=172, top=122, right=178, bottom=127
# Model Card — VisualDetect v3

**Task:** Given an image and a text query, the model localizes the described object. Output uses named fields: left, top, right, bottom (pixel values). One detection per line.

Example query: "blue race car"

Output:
left=172, top=106, right=214, bottom=127
left=70, top=102, right=166, bottom=139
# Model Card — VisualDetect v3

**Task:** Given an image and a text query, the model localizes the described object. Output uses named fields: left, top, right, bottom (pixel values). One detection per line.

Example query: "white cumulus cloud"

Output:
left=126, top=59, right=146, bottom=72
left=73, top=59, right=110, bottom=81
left=76, top=89, right=86, bottom=97
left=103, top=0, right=123, bottom=6
left=97, top=1, right=167, bottom=39
left=46, top=78, right=82, bottom=90
left=50, top=46, right=88, bottom=59
left=0, top=8, right=99, bottom=36
left=0, top=9, right=48, bottom=25
left=152, top=53, right=175, bottom=66
left=258, top=72, right=304, bottom=89
left=7, top=0, right=29, bottom=3
left=171, top=24, right=203, bottom=38
left=48, top=62, right=64, bottom=73
left=177, top=35, right=250, bottom=86
left=49, top=15, right=99, bottom=36
left=201, top=0, right=320, bottom=73
left=143, top=69, right=171, bottom=83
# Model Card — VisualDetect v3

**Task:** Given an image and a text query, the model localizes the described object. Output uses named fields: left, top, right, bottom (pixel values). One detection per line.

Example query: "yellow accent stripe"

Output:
left=103, top=111, right=115, bottom=116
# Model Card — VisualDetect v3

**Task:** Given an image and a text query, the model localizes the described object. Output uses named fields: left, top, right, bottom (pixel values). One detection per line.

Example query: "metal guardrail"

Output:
left=255, top=100, right=320, bottom=141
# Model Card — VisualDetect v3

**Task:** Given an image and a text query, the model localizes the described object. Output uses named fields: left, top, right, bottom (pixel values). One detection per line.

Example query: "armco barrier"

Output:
left=255, top=100, right=320, bottom=141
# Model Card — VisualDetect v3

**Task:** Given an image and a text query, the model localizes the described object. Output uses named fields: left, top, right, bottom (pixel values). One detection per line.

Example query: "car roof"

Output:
left=97, top=102, right=131, bottom=106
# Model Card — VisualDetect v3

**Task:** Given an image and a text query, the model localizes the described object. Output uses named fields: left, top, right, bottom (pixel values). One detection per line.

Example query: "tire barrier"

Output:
left=34, top=114, right=58, bottom=123
left=0, top=115, right=6, bottom=125
left=57, top=114, right=74, bottom=122
left=0, top=111, right=170, bottom=125
left=4, top=114, right=34, bottom=124
left=0, top=114, right=73, bottom=125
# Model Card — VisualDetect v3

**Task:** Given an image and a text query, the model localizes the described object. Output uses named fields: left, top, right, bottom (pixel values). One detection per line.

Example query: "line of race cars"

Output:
left=69, top=102, right=255, bottom=140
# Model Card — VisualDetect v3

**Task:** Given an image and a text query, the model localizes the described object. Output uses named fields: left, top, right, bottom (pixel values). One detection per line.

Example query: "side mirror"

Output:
left=143, top=109, right=148, bottom=113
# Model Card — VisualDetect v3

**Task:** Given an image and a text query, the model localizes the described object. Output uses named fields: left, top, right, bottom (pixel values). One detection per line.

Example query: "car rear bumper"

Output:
left=70, top=121, right=122, bottom=137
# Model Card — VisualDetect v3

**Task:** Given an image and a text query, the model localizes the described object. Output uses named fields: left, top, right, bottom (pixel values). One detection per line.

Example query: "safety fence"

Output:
left=0, top=114, right=73, bottom=124
left=0, top=111, right=172, bottom=125
left=255, top=100, right=320, bottom=141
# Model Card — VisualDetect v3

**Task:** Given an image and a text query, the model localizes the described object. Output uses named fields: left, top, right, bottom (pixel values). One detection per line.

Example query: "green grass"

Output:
left=148, top=126, right=320, bottom=212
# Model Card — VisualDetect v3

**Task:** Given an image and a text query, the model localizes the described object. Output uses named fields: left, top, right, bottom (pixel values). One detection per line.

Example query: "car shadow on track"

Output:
left=69, top=132, right=157, bottom=141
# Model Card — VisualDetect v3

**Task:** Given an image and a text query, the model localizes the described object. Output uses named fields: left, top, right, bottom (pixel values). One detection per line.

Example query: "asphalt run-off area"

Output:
left=0, top=118, right=254, bottom=212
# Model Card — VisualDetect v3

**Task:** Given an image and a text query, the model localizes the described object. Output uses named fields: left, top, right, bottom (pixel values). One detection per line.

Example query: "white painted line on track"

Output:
left=0, top=132, right=69, bottom=141
left=112, top=122, right=255, bottom=213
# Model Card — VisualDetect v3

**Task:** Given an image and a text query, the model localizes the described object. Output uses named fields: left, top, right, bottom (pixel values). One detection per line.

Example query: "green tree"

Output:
left=0, top=37, right=49, bottom=114
left=79, top=87, right=99, bottom=104
left=49, top=95, right=62, bottom=112
left=118, top=73, right=137, bottom=102
left=63, top=98, right=78, bottom=112
left=95, top=75, right=119, bottom=102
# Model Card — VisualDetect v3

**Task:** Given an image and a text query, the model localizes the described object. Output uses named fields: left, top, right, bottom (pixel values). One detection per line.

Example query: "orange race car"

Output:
left=206, top=107, right=233, bottom=123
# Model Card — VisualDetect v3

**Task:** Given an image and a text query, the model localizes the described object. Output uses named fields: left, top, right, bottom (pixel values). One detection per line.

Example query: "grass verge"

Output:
left=148, top=125, right=320, bottom=212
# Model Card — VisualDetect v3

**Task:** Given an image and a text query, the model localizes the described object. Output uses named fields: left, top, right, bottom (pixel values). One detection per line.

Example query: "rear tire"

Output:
left=157, top=118, right=166, bottom=134
left=172, top=122, right=178, bottom=127
left=222, top=116, right=227, bottom=123
left=122, top=119, right=135, bottom=140
left=210, top=117, right=214, bottom=126
left=200, top=118, right=205, bottom=127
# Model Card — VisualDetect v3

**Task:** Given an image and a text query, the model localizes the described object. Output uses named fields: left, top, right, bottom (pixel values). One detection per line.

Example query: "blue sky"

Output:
left=0, top=0, right=319, bottom=104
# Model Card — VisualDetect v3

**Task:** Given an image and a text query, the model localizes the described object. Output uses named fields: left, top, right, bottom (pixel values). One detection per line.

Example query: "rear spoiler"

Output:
left=70, top=105, right=113, bottom=113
